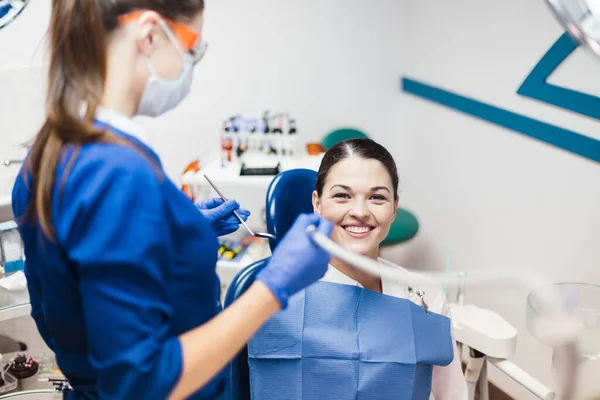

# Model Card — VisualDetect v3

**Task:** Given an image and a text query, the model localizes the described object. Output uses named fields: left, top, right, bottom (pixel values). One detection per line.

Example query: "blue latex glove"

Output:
left=256, top=213, right=333, bottom=309
left=195, top=198, right=251, bottom=236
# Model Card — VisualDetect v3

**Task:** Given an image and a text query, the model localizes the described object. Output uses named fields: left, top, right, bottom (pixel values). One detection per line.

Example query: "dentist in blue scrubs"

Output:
left=11, top=1, right=333, bottom=399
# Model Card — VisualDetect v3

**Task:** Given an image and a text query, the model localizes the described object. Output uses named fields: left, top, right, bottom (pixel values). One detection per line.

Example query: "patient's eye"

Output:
left=332, top=193, right=351, bottom=200
left=370, top=194, right=388, bottom=202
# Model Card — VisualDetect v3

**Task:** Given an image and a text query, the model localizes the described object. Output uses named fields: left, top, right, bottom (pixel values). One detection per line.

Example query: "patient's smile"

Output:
left=343, top=223, right=374, bottom=238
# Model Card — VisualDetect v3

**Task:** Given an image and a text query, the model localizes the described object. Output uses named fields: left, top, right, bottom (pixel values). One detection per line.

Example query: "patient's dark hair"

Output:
left=316, top=138, right=399, bottom=199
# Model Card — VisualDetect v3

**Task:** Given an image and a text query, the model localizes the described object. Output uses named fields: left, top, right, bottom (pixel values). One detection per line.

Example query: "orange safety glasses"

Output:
left=118, top=10, right=207, bottom=64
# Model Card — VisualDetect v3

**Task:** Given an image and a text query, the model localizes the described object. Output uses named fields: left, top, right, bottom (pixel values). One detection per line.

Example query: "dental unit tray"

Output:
left=239, top=162, right=280, bottom=176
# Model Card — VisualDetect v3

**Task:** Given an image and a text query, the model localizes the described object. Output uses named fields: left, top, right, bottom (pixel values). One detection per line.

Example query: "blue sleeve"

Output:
left=60, top=150, right=182, bottom=400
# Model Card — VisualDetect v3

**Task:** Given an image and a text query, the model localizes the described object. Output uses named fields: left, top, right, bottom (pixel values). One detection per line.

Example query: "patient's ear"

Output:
left=312, top=190, right=321, bottom=215
left=391, top=196, right=399, bottom=221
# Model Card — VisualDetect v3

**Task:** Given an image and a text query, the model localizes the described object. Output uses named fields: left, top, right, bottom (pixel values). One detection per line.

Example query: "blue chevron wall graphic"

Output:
left=401, top=33, right=600, bottom=164
left=517, top=33, right=600, bottom=120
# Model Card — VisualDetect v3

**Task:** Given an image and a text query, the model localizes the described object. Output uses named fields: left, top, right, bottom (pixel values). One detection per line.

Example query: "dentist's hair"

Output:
left=24, top=0, right=204, bottom=240
left=316, top=138, right=399, bottom=199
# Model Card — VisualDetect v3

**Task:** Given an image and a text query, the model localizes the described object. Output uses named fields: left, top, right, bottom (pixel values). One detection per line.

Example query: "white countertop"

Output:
left=181, top=154, right=324, bottom=186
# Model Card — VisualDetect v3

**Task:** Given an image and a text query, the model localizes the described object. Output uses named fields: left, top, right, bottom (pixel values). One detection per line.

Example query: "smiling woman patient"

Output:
left=312, top=139, right=467, bottom=398
left=248, top=139, right=467, bottom=400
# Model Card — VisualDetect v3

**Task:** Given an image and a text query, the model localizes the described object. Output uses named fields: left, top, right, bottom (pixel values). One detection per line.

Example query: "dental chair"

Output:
left=321, top=127, right=369, bottom=151
left=224, top=166, right=424, bottom=399
left=224, top=167, right=425, bottom=399
left=225, top=169, right=563, bottom=400
left=224, top=168, right=317, bottom=400
left=264, top=168, right=317, bottom=251
left=223, top=258, right=269, bottom=400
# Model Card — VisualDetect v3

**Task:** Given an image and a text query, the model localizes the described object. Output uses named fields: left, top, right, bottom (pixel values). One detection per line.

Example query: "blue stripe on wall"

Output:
left=401, top=77, right=600, bottom=164
left=517, top=33, right=600, bottom=121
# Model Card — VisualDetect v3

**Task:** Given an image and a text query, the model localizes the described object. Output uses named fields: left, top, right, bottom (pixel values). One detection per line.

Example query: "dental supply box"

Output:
left=0, top=221, right=24, bottom=274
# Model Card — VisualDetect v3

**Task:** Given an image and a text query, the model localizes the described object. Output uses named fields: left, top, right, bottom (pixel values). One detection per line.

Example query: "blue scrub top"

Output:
left=12, top=122, right=225, bottom=399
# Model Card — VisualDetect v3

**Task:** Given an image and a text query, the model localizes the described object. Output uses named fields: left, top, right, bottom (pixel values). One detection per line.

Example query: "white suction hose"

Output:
left=306, top=225, right=581, bottom=399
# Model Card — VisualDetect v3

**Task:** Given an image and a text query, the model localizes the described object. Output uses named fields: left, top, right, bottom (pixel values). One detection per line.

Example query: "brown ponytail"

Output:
left=26, top=0, right=111, bottom=241
left=25, top=0, right=205, bottom=241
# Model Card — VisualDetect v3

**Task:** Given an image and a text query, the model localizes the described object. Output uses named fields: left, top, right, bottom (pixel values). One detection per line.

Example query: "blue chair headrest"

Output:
left=265, top=169, right=317, bottom=251
left=224, top=169, right=316, bottom=398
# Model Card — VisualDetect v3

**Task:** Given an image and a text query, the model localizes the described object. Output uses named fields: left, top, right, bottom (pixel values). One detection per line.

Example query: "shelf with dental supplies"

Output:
left=220, top=111, right=300, bottom=166
left=181, top=111, right=324, bottom=234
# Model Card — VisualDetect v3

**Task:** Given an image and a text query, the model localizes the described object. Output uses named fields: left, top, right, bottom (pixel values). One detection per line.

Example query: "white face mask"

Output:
left=136, top=21, right=194, bottom=117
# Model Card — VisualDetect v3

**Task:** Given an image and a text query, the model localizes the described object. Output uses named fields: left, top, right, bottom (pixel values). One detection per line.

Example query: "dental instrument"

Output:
left=203, top=174, right=276, bottom=240
left=305, top=225, right=584, bottom=400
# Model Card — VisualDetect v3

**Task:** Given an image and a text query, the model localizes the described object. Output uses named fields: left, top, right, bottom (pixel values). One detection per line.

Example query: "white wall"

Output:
left=389, top=0, right=600, bottom=398
left=0, top=0, right=48, bottom=192
left=0, top=0, right=404, bottom=183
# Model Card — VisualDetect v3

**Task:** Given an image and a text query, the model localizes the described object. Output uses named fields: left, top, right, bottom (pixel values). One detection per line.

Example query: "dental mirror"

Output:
left=203, top=174, right=276, bottom=240
left=0, top=0, right=30, bottom=31
left=545, top=0, right=600, bottom=58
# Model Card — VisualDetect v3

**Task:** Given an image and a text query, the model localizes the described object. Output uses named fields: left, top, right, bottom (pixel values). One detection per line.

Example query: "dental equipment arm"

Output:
left=487, top=358, right=555, bottom=400
left=306, top=225, right=581, bottom=400
left=545, top=0, right=600, bottom=58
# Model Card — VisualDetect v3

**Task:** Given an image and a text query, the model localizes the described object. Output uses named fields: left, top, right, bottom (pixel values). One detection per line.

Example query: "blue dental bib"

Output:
left=248, top=281, right=454, bottom=400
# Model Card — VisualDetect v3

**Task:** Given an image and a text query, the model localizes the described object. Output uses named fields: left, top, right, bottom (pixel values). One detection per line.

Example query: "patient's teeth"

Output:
left=345, top=226, right=370, bottom=234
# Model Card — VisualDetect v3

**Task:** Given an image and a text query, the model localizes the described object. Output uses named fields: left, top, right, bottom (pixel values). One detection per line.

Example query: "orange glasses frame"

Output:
left=118, top=10, right=199, bottom=53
